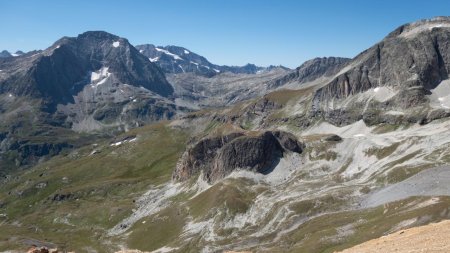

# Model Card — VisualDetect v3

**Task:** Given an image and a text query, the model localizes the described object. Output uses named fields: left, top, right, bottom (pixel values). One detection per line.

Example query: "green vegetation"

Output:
left=188, top=178, right=258, bottom=219
left=382, top=164, right=434, bottom=184
left=264, top=88, right=313, bottom=106
left=365, top=142, right=400, bottom=159
left=0, top=122, right=190, bottom=252
left=260, top=196, right=450, bottom=253
left=372, top=123, right=403, bottom=134
left=128, top=204, right=189, bottom=251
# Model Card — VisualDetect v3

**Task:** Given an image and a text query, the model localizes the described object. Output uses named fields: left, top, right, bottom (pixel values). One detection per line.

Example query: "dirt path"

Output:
left=337, top=219, right=450, bottom=253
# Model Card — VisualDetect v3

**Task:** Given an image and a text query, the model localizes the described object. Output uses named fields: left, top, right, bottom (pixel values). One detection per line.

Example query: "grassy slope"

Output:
left=0, top=122, right=189, bottom=252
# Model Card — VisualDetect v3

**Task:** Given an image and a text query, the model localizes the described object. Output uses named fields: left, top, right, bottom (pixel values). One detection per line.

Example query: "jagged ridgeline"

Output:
left=2, top=17, right=450, bottom=253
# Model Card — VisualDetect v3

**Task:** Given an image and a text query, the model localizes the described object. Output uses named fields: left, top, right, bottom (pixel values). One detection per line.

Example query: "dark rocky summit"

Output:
left=173, top=131, right=303, bottom=183
left=0, top=31, right=172, bottom=106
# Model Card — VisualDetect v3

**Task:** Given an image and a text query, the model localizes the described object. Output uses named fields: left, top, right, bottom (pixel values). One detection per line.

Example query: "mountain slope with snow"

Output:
left=136, top=44, right=289, bottom=76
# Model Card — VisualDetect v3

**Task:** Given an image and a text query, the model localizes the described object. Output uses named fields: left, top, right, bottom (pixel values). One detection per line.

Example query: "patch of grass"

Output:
left=188, top=178, right=258, bottom=219
left=0, top=122, right=190, bottom=251
left=264, top=88, right=313, bottom=106
left=372, top=124, right=402, bottom=134
left=365, top=142, right=401, bottom=159
left=381, top=164, right=434, bottom=184
left=127, top=204, right=188, bottom=251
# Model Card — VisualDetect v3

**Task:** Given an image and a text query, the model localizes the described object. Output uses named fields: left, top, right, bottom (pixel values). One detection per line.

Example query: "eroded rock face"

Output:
left=173, top=131, right=302, bottom=183
left=268, top=57, right=350, bottom=89
left=301, top=17, right=450, bottom=126
left=173, top=132, right=244, bottom=181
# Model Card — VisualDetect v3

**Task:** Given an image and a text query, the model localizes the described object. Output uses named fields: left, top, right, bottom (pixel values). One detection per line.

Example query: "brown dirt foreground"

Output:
left=337, top=219, right=450, bottom=253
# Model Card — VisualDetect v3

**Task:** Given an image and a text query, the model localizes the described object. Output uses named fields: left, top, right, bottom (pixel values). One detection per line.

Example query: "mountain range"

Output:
left=1, top=16, right=450, bottom=253
left=136, top=44, right=289, bottom=76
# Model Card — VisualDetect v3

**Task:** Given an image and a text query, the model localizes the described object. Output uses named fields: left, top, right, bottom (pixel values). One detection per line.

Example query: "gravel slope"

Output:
left=361, top=166, right=450, bottom=208
left=338, top=219, right=450, bottom=253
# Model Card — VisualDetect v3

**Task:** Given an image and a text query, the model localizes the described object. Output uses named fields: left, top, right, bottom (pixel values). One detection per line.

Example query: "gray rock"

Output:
left=136, top=44, right=289, bottom=76
left=312, top=17, right=450, bottom=124
left=268, top=57, right=350, bottom=89
left=323, top=134, right=342, bottom=142
left=173, top=131, right=302, bottom=183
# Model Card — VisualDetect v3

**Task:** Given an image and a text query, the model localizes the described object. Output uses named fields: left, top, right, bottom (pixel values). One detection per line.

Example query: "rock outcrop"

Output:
left=268, top=57, right=350, bottom=89
left=173, top=131, right=303, bottom=182
left=313, top=17, right=450, bottom=113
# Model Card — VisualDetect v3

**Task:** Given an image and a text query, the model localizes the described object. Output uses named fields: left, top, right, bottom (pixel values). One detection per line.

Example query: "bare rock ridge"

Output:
left=312, top=17, right=450, bottom=124
left=319, top=17, right=450, bottom=100
left=268, top=57, right=351, bottom=88
left=136, top=44, right=289, bottom=76
left=173, top=130, right=303, bottom=183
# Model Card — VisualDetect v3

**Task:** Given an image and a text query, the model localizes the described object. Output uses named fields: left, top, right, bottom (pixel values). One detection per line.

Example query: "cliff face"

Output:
left=173, top=131, right=303, bottom=183
left=315, top=17, right=450, bottom=103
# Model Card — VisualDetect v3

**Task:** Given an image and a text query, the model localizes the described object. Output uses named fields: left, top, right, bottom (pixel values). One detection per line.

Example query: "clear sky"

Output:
left=1, top=0, right=450, bottom=68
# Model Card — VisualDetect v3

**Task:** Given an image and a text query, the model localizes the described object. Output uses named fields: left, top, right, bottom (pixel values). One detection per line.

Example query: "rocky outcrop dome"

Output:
left=173, top=130, right=303, bottom=183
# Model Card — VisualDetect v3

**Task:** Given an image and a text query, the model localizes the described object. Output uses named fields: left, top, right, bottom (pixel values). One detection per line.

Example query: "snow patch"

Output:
left=149, top=57, right=159, bottom=62
left=91, top=67, right=109, bottom=82
left=184, top=49, right=190, bottom=54
left=90, top=67, right=111, bottom=88
left=151, top=246, right=179, bottom=253
left=385, top=110, right=405, bottom=116
left=112, top=41, right=120, bottom=47
left=110, top=137, right=138, bottom=147
left=429, top=79, right=450, bottom=109
left=372, top=86, right=396, bottom=102
left=155, top=47, right=183, bottom=60
left=110, top=141, right=123, bottom=147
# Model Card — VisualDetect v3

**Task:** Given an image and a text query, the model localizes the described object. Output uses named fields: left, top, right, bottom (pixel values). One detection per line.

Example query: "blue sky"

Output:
left=1, top=0, right=450, bottom=68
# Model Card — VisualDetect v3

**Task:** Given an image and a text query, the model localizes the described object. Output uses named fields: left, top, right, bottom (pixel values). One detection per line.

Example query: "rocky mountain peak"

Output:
left=0, top=50, right=12, bottom=58
left=0, top=31, right=173, bottom=106
left=387, top=16, right=450, bottom=39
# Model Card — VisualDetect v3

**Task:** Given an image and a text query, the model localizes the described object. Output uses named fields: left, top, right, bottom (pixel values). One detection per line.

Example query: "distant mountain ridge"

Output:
left=0, top=50, right=25, bottom=58
left=136, top=44, right=289, bottom=76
